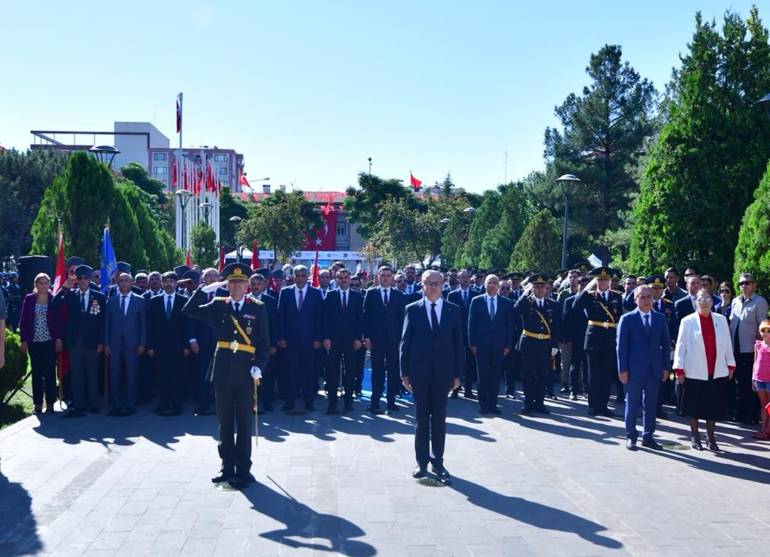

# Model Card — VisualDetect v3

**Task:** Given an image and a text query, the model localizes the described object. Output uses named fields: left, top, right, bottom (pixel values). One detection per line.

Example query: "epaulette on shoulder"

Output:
left=213, top=296, right=229, bottom=302
left=247, top=297, right=264, bottom=305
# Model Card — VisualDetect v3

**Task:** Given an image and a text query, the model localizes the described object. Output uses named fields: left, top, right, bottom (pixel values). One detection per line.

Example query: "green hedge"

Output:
left=1, top=329, right=29, bottom=404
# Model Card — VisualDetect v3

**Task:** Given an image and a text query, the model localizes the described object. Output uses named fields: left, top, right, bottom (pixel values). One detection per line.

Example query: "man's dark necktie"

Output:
left=233, top=301, right=241, bottom=316
left=384, top=289, right=389, bottom=306
left=120, top=295, right=127, bottom=316
left=431, top=302, right=439, bottom=331
left=81, top=292, right=86, bottom=312
left=342, top=290, right=347, bottom=310
left=166, top=295, right=172, bottom=318
left=644, top=313, right=651, bottom=333
left=463, top=290, right=468, bottom=306
left=297, top=289, right=304, bottom=311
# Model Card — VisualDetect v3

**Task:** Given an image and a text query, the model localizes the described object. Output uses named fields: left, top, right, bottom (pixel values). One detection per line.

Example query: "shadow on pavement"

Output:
left=241, top=476, right=377, bottom=556
left=0, top=468, right=41, bottom=556
left=451, top=476, right=624, bottom=550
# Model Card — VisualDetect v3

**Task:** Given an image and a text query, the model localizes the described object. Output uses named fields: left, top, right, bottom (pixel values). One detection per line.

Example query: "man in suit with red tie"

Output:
left=276, top=265, right=323, bottom=412
left=322, top=268, right=364, bottom=414
left=400, top=270, right=464, bottom=483
left=363, top=265, right=407, bottom=414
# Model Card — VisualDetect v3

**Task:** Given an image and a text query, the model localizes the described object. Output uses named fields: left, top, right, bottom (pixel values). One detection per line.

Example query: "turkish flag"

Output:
left=176, top=94, right=182, bottom=133
left=410, top=172, right=422, bottom=191
left=185, top=250, right=192, bottom=267
left=303, top=206, right=336, bottom=250
left=171, top=157, right=177, bottom=189
left=311, top=250, right=320, bottom=287
left=53, top=233, right=66, bottom=294
left=239, top=172, right=251, bottom=190
left=251, top=240, right=260, bottom=270
left=218, top=246, right=225, bottom=272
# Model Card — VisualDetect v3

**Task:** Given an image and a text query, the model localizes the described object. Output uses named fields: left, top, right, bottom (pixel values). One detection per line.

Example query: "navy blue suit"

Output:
left=563, top=293, right=588, bottom=395
left=447, top=287, right=480, bottom=392
left=277, top=284, right=323, bottom=409
left=468, top=295, right=513, bottom=412
left=363, top=287, right=406, bottom=407
left=187, top=290, right=219, bottom=412
left=147, top=292, right=189, bottom=412
left=323, top=288, right=363, bottom=409
left=616, top=309, right=670, bottom=442
left=250, top=291, right=278, bottom=410
left=400, top=298, right=464, bottom=467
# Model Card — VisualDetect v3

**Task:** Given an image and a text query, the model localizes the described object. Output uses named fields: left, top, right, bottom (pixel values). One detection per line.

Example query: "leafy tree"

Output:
left=344, top=173, right=417, bottom=239
left=236, top=190, right=322, bottom=263
left=734, top=161, right=770, bottom=294
left=0, top=149, right=67, bottom=265
left=629, top=8, right=770, bottom=278
left=509, top=210, right=561, bottom=272
left=191, top=222, right=218, bottom=268
left=478, top=182, right=534, bottom=269
left=460, top=191, right=502, bottom=267
left=110, top=183, right=147, bottom=269
left=545, top=44, right=657, bottom=247
left=119, top=162, right=172, bottom=231
left=219, top=187, right=247, bottom=250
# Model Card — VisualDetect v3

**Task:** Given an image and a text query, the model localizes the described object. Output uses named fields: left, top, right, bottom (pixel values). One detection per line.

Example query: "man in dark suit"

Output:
left=322, top=268, right=363, bottom=414
left=184, top=268, right=220, bottom=416
left=182, top=263, right=270, bottom=488
left=104, top=273, right=146, bottom=416
left=468, top=274, right=513, bottom=415
left=447, top=269, right=479, bottom=399
left=147, top=271, right=190, bottom=415
left=276, top=265, right=323, bottom=412
left=403, top=264, right=422, bottom=298
left=248, top=270, right=278, bottom=412
left=562, top=275, right=590, bottom=400
left=363, top=265, right=407, bottom=413
left=616, top=285, right=670, bottom=450
left=52, top=265, right=106, bottom=416
left=400, top=270, right=464, bottom=482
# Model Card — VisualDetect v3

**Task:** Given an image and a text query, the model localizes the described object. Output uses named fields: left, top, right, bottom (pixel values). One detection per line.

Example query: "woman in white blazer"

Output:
left=673, top=289, right=735, bottom=451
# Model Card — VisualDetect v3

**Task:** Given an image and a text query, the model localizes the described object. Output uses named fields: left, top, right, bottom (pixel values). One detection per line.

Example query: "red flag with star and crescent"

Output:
left=303, top=194, right=337, bottom=250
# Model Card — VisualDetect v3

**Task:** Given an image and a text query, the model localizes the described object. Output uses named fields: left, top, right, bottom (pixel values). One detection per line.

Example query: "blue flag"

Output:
left=100, top=227, right=117, bottom=289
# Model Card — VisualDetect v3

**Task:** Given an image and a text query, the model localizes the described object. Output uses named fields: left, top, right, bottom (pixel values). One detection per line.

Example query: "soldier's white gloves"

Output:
left=202, top=280, right=227, bottom=294
left=551, top=348, right=558, bottom=357
left=250, top=366, right=262, bottom=380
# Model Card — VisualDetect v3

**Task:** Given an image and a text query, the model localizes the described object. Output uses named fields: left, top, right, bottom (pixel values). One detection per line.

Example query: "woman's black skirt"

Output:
left=681, top=376, right=728, bottom=421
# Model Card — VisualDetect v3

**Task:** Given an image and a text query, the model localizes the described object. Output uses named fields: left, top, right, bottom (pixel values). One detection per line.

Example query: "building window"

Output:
left=153, top=152, right=167, bottom=161
left=218, top=166, right=228, bottom=176
left=153, top=166, right=167, bottom=175
left=214, top=154, right=227, bottom=162
left=336, top=222, right=347, bottom=237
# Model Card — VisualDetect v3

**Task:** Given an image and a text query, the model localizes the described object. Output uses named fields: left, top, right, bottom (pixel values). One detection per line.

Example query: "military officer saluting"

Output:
left=574, top=266, right=624, bottom=417
left=182, top=262, right=270, bottom=489
left=514, top=272, right=562, bottom=415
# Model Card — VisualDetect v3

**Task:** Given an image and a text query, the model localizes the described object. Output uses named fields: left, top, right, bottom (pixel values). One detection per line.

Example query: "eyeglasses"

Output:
left=423, top=280, right=442, bottom=287
left=719, top=289, right=731, bottom=294
left=739, top=281, right=754, bottom=286
left=761, top=329, right=770, bottom=334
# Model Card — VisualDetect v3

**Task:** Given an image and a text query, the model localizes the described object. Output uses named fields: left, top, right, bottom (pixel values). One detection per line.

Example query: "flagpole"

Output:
left=177, top=92, right=184, bottom=251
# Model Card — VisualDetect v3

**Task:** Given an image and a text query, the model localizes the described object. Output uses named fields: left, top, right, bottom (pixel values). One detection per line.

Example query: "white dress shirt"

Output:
left=380, top=286, right=392, bottom=304
left=295, top=284, right=308, bottom=307
left=78, top=287, right=90, bottom=311
left=424, top=296, right=443, bottom=328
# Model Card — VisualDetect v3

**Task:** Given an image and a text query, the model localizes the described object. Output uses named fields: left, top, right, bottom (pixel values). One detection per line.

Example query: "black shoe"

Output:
left=450, top=390, right=459, bottom=399
left=63, top=409, right=85, bottom=418
left=657, top=410, right=668, bottom=419
left=211, top=472, right=234, bottom=484
left=304, top=403, right=315, bottom=412
left=491, top=407, right=502, bottom=416
left=325, top=405, right=338, bottom=415
left=588, top=409, right=598, bottom=417
left=282, top=404, right=295, bottom=413
left=570, top=393, right=578, bottom=401
left=626, top=439, right=637, bottom=451
left=367, top=404, right=383, bottom=415
left=707, top=438, right=721, bottom=452
left=412, top=465, right=428, bottom=479
left=479, top=407, right=490, bottom=415
left=431, top=463, right=450, bottom=479
left=386, top=403, right=398, bottom=412
left=537, top=406, right=551, bottom=415
left=89, top=407, right=100, bottom=414
left=600, top=409, right=617, bottom=418
left=236, top=472, right=257, bottom=484
left=547, top=394, right=558, bottom=401
left=641, top=438, right=663, bottom=451
left=691, top=437, right=703, bottom=451
left=355, top=391, right=363, bottom=399
left=228, top=478, right=247, bottom=490
left=343, top=401, right=354, bottom=413
left=464, top=389, right=476, bottom=399
left=519, top=407, right=534, bottom=416
left=560, top=386, right=569, bottom=393
left=169, top=406, right=182, bottom=416
left=108, top=408, right=123, bottom=417
left=155, top=405, right=170, bottom=416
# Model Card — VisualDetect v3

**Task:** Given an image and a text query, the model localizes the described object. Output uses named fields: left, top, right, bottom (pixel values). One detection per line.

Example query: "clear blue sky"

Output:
left=0, top=1, right=761, bottom=193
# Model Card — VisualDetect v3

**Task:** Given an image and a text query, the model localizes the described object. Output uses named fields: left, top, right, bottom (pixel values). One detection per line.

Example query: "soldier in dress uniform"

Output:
left=514, top=272, right=562, bottom=415
left=502, top=272, right=524, bottom=398
left=182, top=262, right=270, bottom=488
left=648, top=273, right=676, bottom=418
left=574, top=267, right=624, bottom=417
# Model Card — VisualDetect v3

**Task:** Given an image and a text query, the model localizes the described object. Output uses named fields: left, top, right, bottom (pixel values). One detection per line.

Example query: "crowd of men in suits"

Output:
left=3, top=257, right=767, bottom=440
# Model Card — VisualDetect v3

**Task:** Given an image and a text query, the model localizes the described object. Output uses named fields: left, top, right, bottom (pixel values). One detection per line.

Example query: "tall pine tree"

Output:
left=629, top=8, right=770, bottom=278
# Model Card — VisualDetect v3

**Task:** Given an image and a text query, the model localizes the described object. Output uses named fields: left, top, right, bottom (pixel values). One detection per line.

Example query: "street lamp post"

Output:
left=229, top=215, right=243, bottom=262
left=199, top=201, right=212, bottom=224
left=556, top=174, right=582, bottom=269
left=176, top=189, right=192, bottom=251
left=88, top=145, right=120, bottom=169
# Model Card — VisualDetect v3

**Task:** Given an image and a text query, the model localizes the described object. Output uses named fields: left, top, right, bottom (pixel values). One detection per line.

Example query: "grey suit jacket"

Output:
left=105, top=292, right=146, bottom=351
left=730, top=293, right=769, bottom=354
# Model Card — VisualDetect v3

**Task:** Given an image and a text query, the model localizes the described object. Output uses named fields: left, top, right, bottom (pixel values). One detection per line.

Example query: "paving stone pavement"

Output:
left=1, top=387, right=768, bottom=557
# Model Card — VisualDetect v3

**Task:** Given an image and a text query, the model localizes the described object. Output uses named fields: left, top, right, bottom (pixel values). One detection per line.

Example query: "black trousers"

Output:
left=69, top=339, right=99, bottom=411
left=475, top=345, right=504, bottom=411
left=413, top=382, right=449, bottom=467
left=370, top=339, right=400, bottom=405
left=354, top=347, right=365, bottom=393
left=587, top=349, right=617, bottom=411
left=734, top=352, right=758, bottom=422
left=214, top=377, right=253, bottom=476
left=462, top=347, right=476, bottom=389
left=285, top=342, right=316, bottom=408
left=503, top=350, right=519, bottom=393
left=258, top=351, right=278, bottom=409
left=327, top=345, right=356, bottom=406
left=569, top=348, right=587, bottom=394
left=29, top=340, right=57, bottom=407
left=520, top=342, right=550, bottom=409
left=194, top=347, right=215, bottom=410
left=157, top=352, right=184, bottom=409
